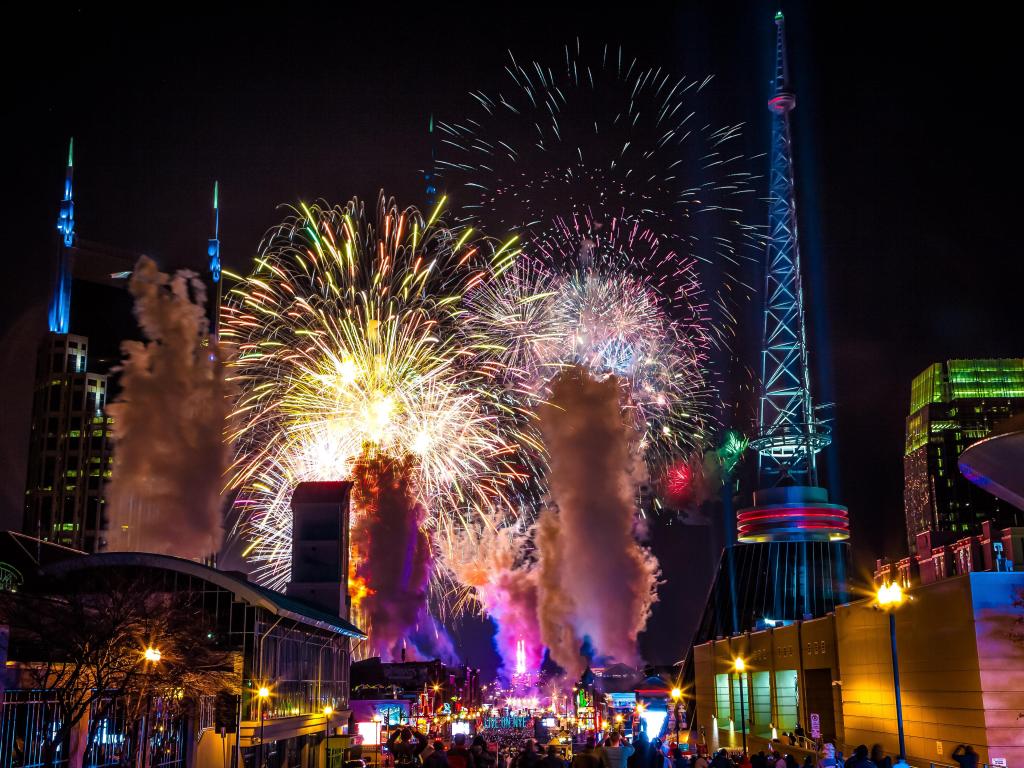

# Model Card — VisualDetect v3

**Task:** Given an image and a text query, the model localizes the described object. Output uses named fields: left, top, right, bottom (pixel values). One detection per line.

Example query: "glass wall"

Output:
left=773, top=670, right=799, bottom=731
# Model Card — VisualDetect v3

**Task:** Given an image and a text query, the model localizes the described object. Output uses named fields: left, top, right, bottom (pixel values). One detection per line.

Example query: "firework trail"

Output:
left=221, top=195, right=523, bottom=659
left=440, top=44, right=758, bottom=669
left=106, top=256, right=230, bottom=559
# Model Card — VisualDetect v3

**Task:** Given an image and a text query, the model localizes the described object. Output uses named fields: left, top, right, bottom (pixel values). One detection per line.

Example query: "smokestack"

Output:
left=286, top=481, right=352, bottom=619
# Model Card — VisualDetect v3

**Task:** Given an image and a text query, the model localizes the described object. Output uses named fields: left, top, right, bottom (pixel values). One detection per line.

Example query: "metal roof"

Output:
left=43, top=551, right=366, bottom=639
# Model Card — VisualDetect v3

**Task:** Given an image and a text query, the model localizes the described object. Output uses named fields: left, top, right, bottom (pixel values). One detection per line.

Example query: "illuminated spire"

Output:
left=425, top=113, right=438, bottom=208
left=208, top=181, right=221, bottom=283
left=49, top=138, right=75, bottom=334
left=208, top=181, right=223, bottom=337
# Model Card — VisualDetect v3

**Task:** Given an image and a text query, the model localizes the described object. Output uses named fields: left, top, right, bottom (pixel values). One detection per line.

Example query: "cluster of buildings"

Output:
left=3, top=10, right=1024, bottom=768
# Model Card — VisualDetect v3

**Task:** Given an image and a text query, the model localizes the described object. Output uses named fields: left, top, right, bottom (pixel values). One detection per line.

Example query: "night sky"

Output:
left=4, top=4, right=1020, bottom=677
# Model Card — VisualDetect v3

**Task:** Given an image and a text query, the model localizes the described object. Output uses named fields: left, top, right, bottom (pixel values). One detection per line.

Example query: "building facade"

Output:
left=693, top=572, right=1024, bottom=767
left=22, top=333, right=113, bottom=552
left=904, top=359, right=1024, bottom=553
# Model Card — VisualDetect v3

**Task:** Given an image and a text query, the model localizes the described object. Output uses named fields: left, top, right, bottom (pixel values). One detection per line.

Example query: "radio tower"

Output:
left=689, top=13, right=850, bottom=650
left=751, top=10, right=830, bottom=487
left=736, top=10, right=850, bottom=546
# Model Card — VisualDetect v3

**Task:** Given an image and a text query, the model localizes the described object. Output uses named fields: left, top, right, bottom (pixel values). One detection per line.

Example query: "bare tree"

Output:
left=0, top=567, right=236, bottom=765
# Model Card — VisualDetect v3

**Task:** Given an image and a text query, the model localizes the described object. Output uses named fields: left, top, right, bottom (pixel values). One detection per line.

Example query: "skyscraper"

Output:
left=23, top=334, right=114, bottom=551
left=904, top=358, right=1024, bottom=552
left=24, top=144, right=117, bottom=551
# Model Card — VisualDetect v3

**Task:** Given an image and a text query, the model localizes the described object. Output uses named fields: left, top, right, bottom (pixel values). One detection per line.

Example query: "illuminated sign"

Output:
left=0, top=562, right=23, bottom=593
left=608, top=693, right=636, bottom=708
left=483, top=716, right=530, bottom=730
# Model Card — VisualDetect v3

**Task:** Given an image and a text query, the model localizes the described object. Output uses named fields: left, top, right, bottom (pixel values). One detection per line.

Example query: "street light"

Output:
left=323, top=705, right=334, bottom=768
left=733, top=658, right=747, bottom=755
left=257, top=685, right=271, bottom=768
left=373, top=713, right=384, bottom=767
left=670, top=687, right=682, bottom=747
left=876, top=582, right=907, bottom=763
left=140, top=646, right=161, bottom=768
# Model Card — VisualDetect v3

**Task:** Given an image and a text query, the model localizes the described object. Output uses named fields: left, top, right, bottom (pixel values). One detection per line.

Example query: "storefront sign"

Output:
left=483, top=716, right=530, bottom=730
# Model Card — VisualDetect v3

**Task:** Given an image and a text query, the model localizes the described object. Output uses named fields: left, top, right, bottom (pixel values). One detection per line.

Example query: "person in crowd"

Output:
left=845, top=746, right=872, bottom=768
left=473, top=737, right=496, bottom=768
left=516, top=740, right=542, bottom=768
left=710, top=749, right=732, bottom=768
left=803, top=756, right=814, bottom=768
left=573, top=736, right=602, bottom=768
left=599, top=731, right=635, bottom=768
left=388, top=727, right=429, bottom=766
left=670, top=745, right=690, bottom=768
left=952, top=746, right=978, bottom=768
left=541, top=745, right=567, bottom=768
left=424, top=742, right=450, bottom=768
left=628, top=733, right=651, bottom=768
left=751, top=751, right=767, bottom=768
left=774, top=751, right=786, bottom=768
left=738, top=753, right=753, bottom=768
left=818, top=744, right=837, bottom=768
left=793, top=725, right=806, bottom=743
left=785, top=754, right=798, bottom=768
left=691, top=750, right=708, bottom=768
left=870, top=744, right=890, bottom=768
left=447, top=734, right=476, bottom=768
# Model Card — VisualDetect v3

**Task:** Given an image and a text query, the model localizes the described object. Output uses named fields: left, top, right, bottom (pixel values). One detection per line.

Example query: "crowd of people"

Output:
left=378, top=725, right=983, bottom=768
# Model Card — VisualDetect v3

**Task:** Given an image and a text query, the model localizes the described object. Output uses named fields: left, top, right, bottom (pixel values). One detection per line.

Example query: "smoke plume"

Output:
left=351, top=455, right=433, bottom=661
left=106, top=257, right=230, bottom=558
left=535, top=366, right=659, bottom=674
left=441, top=518, right=542, bottom=681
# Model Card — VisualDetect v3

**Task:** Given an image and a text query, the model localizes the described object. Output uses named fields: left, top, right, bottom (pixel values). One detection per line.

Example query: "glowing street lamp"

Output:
left=323, top=705, right=334, bottom=768
left=733, top=658, right=747, bottom=754
left=671, top=687, right=683, bottom=745
left=876, top=582, right=907, bottom=762
left=257, top=685, right=271, bottom=766
left=143, top=646, right=161, bottom=663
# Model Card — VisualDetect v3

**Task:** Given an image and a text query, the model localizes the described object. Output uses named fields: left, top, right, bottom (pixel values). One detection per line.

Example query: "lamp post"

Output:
left=258, top=686, right=271, bottom=768
left=140, top=646, right=161, bottom=768
left=876, top=582, right=907, bottom=763
left=323, top=705, right=334, bottom=768
left=670, top=687, right=682, bottom=747
left=733, top=658, right=747, bottom=755
left=373, top=714, right=383, bottom=768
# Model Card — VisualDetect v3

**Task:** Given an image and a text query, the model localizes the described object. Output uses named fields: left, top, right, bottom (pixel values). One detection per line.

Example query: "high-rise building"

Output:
left=23, top=334, right=114, bottom=551
left=22, top=143, right=136, bottom=552
left=903, top=358, right=1024, bottom=552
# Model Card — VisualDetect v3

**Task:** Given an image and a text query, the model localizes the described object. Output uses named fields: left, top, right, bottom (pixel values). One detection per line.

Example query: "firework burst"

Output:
left=222, top=196, right=523, bottom=635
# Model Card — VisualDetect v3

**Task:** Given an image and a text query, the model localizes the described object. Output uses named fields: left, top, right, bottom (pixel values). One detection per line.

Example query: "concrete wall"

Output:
left=836, top=572, right=1024, bottom=766
left=693, top=622, right=842, bottom=751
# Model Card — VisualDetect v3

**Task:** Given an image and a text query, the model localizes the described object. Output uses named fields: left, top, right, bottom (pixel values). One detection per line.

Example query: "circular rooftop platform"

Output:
left=737, top=485, right=850, bottom=543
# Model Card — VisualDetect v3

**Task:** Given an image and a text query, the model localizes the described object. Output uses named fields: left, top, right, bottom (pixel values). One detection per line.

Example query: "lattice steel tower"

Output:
left=751, top=11, right=831, bottom=489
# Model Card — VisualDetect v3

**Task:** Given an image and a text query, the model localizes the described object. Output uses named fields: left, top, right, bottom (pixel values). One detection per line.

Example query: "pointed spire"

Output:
left=208, top=181, right=221, bottom=283
left=49, top=138, right=75, bottom=334
left=425, top=113, right=438, bottom=208
left=769, top=11, right=796, bottom=113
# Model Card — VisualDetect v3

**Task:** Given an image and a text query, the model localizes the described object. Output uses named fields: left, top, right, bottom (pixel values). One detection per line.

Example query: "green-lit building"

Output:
left=904, top=359, right=1024, bottom=553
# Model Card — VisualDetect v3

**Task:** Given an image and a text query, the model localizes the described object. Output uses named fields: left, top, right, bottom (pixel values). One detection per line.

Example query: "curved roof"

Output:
left=42, top=551, right=366, bottom=639
left=959, top=414, right=1024, bottom=513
